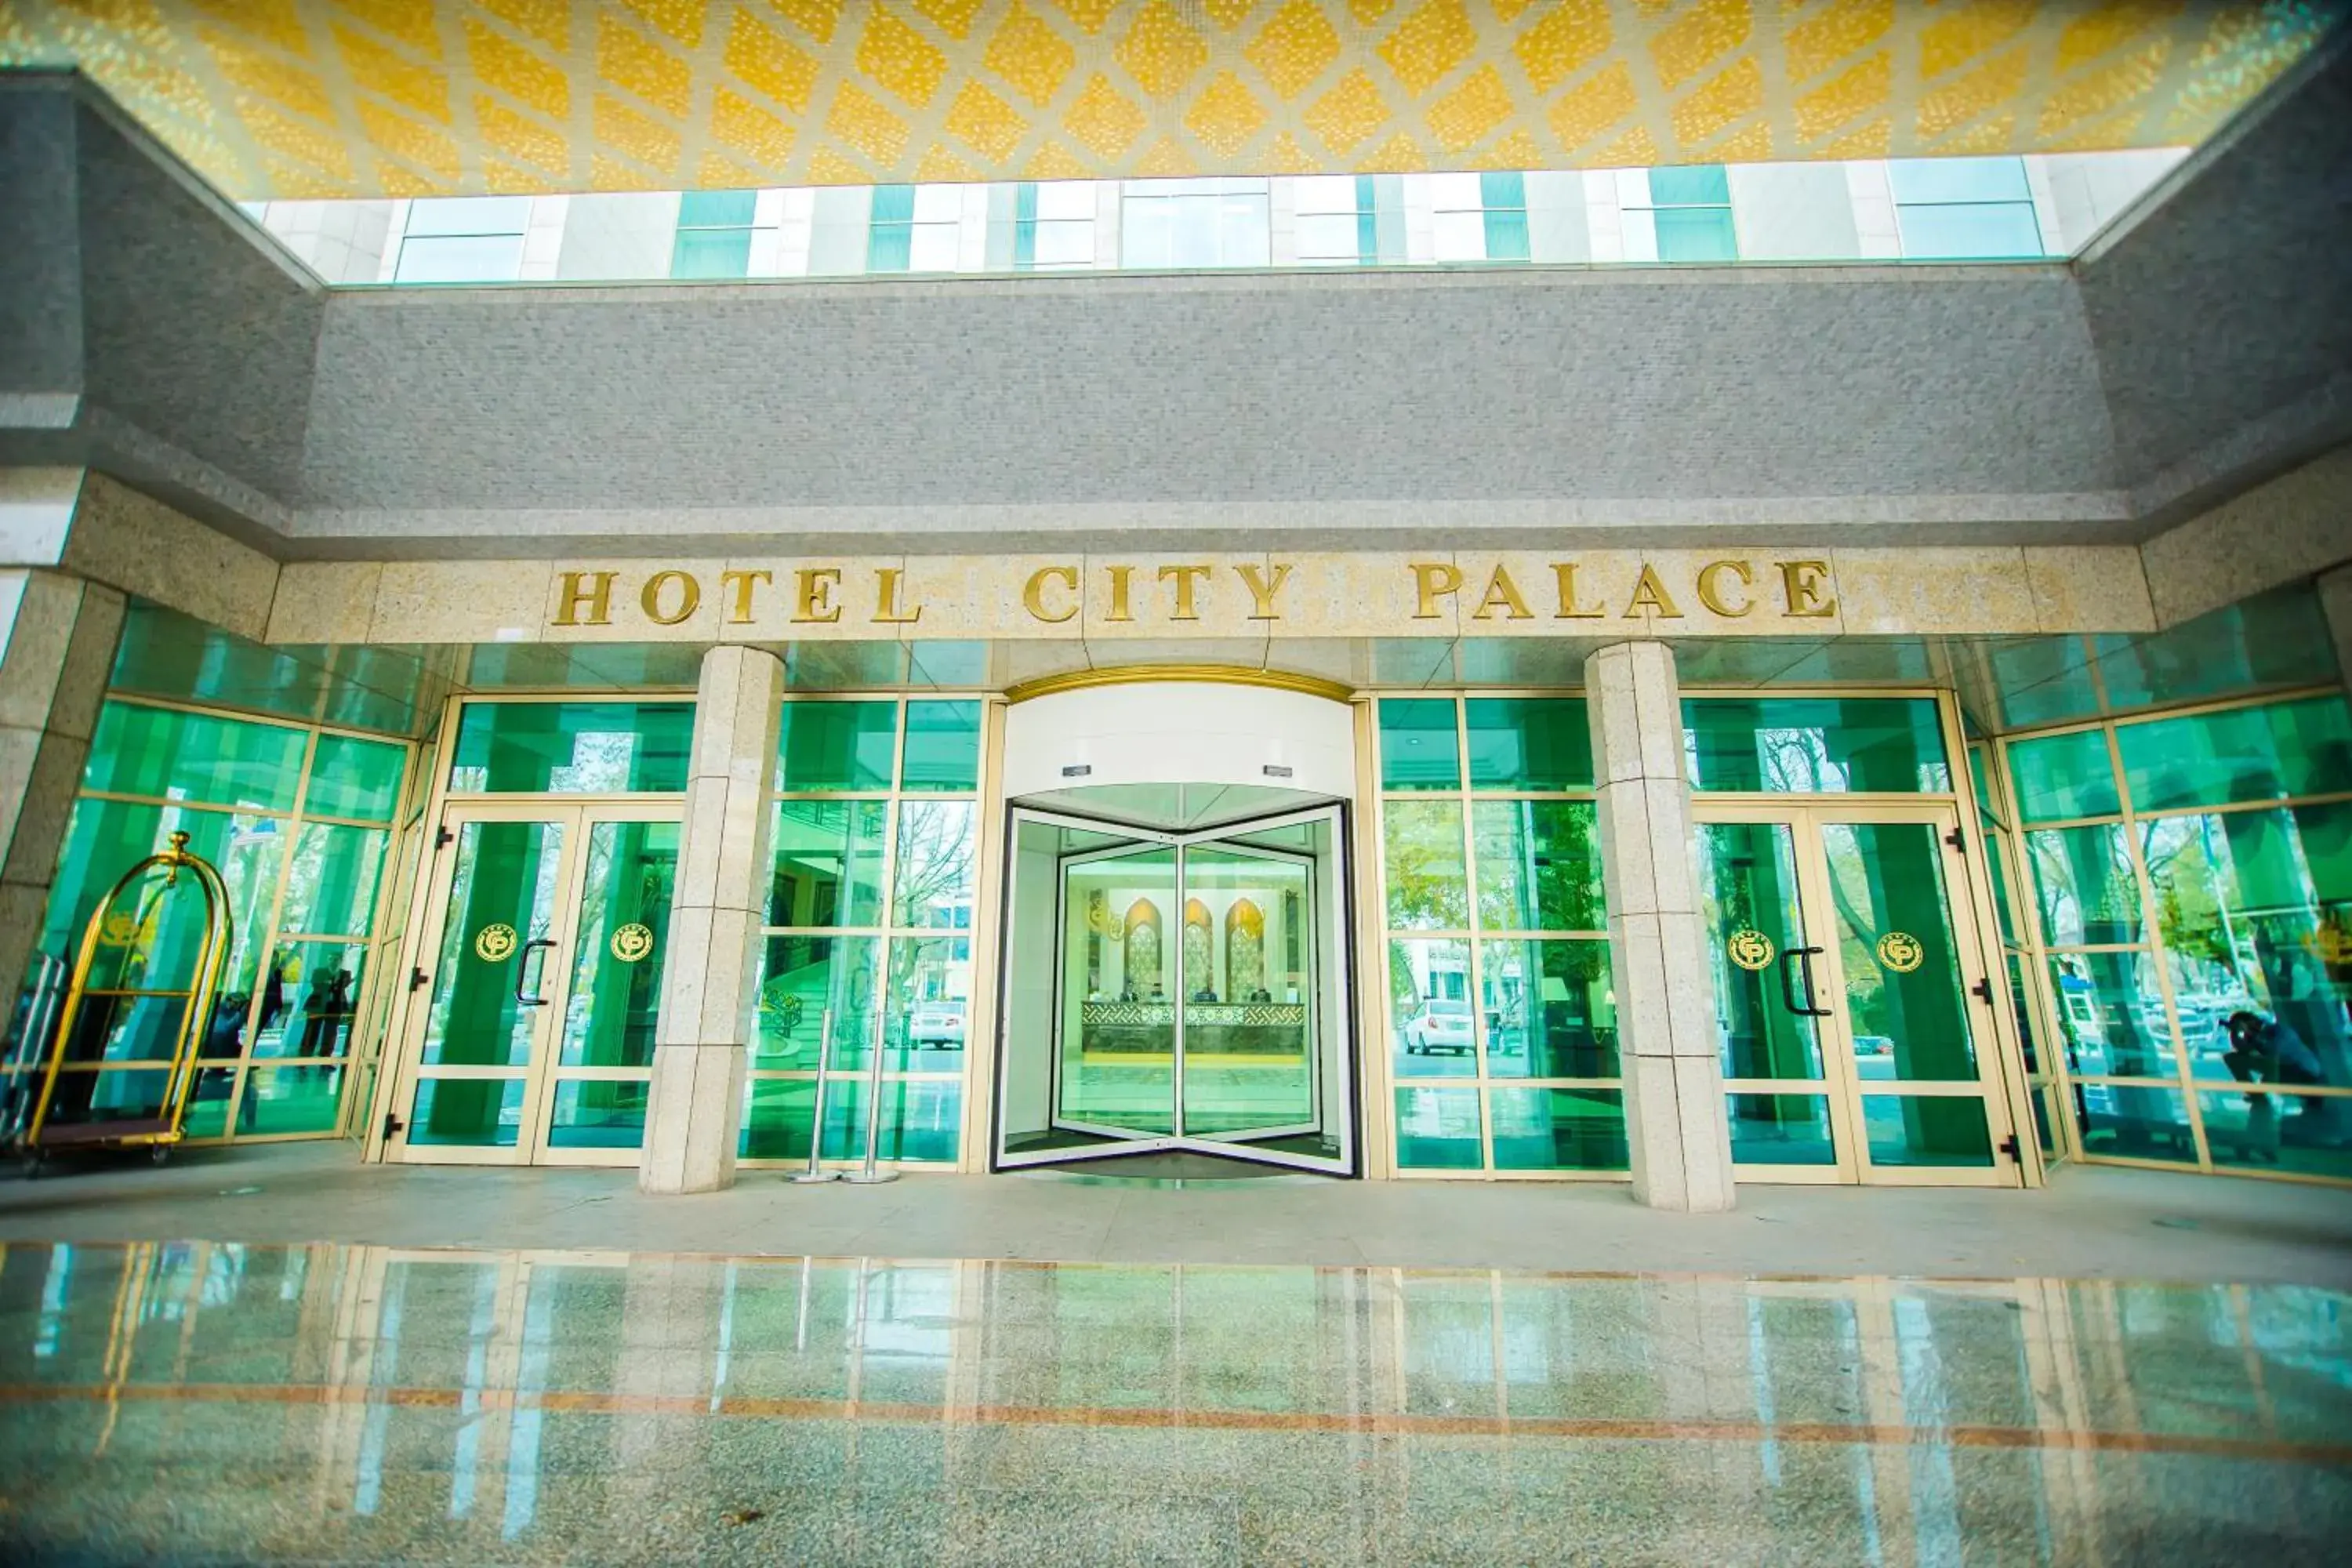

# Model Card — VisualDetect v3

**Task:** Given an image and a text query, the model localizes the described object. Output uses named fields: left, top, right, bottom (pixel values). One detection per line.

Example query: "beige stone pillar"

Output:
left=641, top=645, right=782, bottom=1196
left=0, top=568, right=125, bottom=1015
left=1584, top=640, right=1736, bottom=1213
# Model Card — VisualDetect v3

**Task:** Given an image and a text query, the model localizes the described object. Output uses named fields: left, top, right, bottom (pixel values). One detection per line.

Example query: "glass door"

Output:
left=1177, top=842, right=1319, bottom=1149
left=1697, top=803, right=2021, bottom=1186
left=1053, top=840, right=1181, bottom=1148
left=387, top=804, right=677, bottom=1166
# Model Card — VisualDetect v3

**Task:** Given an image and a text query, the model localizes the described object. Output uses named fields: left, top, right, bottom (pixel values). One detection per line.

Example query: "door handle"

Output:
left=516, top=938, right=556, bottom=1007
left=1779, top=946, right=1833, bottom=1018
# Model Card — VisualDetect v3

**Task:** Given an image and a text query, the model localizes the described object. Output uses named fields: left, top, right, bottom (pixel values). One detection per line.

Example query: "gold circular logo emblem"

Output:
left=1876, top=931, right=1925, bottom=973
left=474, top=923, right=518, bottom=963
left=100, top=912, right=141, bottom=948
left=1726, top=928, right=1775, bottom=971
left=610, top=923, right=655, bottom=963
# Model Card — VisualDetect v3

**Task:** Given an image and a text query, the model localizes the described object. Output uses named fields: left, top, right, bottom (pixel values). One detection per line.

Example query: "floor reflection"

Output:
left=0, top=1243, right=2346, bottom=1564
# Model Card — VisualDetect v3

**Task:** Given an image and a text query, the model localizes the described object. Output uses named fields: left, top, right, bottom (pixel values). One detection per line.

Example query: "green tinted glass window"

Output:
left=1489, top=1087, right=1627, bottom=1171
left=1393, top=1087, right=1482, bottom=1168
left=1683, top=699, right=1950, bottom=793
left=2006, top=731, right=2120, bottom=822
left=448, top=702, right=692, bottom=792
left=1465, top=699, right=1592, bottom=791
left=303, top=734, right=406, bottom=822
left=85, top=703, right=306, bottom=812
left=778, top=700, right=896, bottom=792
left=2115, top=696, right=2352, bottom=813
left=900, top=700, right=981, bottom=792
left=2024, top=826, right=2141, bottom=946
left=1379, top=699, right=1460, bottom=790
left=1472, top=800, right=1602, bottom=931
left=279, top=824, right=389, bottom=936
left=1382, top=800, right=1467, bottom=929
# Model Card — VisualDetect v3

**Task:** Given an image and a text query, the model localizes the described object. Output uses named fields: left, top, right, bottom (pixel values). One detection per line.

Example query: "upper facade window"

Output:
left=1889, top=157, right=2043, bottom=260
left=1121, top=178, right=1271, bottom=269
left=393, top=196, right=528, bottom=283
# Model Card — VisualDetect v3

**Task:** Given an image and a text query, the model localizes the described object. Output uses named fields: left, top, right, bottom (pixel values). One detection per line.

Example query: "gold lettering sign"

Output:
left=532, top=557, right=1844, bottom=637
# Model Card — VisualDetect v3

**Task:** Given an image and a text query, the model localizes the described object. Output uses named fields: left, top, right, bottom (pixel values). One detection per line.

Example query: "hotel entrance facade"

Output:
left=11, top=540, right=2349, bottom=1207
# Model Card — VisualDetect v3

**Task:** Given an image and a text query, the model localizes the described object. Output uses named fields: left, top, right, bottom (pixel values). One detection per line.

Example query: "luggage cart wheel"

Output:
left=20, top=1150, right=43, bottom=1180
left=149, top=1145, right=171, bottom=1167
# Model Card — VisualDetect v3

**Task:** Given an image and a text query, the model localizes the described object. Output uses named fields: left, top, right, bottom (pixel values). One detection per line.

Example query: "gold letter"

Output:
left=1410, top=562, right=1463, bottom=619
left=553, top=571, right=615, bottom=626
left=1471, top=565, right=1533, bottom=621
left=1105, top=565, right=1134, bottom=622
left=1624, top=564, right=1683, bottom=619
left=718, top=568, right=771, bottom=625
left=873, top=567, right=923, bottom=624
left=1236, top=562, right=1291, bottom=620
left=793, top=568, right=842, bottom=624
left=1551, top=563, right=1604, bottom=619
left=1023, top=564, right=1079, bottom=623
left=1157, top=564, right=1212, bottom=621
left=1696, top=560, right=1755, bottom=617
left=641, top=570, right=701, bottom=626
left=1777, top=559, right=1838, bottom=619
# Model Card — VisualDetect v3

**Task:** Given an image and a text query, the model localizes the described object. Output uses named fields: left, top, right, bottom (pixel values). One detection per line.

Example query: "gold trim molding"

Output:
left=1005, top=665, right=1352, bottom=706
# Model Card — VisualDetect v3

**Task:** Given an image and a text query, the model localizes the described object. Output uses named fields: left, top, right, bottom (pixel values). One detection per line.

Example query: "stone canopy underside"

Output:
left=3, top=0, right=2342, bottom=200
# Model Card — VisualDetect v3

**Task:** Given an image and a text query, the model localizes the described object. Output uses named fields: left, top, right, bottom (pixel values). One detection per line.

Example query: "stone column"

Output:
left=1584, top=640, right=1736, bottom=1213
left=641, top=645, right=782, bottom=1196
left=0, top=568, right=125, bottom=1015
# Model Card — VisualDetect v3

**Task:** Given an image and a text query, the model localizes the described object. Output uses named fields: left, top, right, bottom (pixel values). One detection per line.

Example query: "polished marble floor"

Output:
left=0, top=1242, right=2346, bottom=1564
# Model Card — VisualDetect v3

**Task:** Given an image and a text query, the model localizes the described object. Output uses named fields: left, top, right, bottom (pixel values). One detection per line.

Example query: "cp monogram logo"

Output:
left=1876, top=931, right=1926, bottom=973
left=474, top=923, right=518, bottom=963
left=1726, top=928, right=1776, bottom=971
left=610, top=923, right=655, bottom=963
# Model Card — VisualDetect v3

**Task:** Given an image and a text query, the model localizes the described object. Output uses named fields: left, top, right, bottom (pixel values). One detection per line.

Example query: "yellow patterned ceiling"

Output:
left=5, top=1, right=2343, bottom=199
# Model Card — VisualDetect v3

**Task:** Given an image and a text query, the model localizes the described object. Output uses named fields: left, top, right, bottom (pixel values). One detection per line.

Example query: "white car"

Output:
left=909, top=999, right=966, bottom=1050
left=1401, top=998, right=1475, bottom=1057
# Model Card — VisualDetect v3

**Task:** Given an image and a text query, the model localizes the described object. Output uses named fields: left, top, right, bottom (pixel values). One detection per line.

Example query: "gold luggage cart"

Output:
left=16, top=832, right=231, bottom=1175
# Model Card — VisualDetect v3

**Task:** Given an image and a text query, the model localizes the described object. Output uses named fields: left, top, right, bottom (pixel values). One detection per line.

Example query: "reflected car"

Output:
left=909, top=999, right=966, bottom=1050
left=1401, top=997, right=1475, bottom=1056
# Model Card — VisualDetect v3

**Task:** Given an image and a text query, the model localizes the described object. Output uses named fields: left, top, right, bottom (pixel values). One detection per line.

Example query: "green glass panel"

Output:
left=85, top=703, right=307, bottom=811
left=1480, top=940, right=1617, bottom=1079
left=2024, top=825, right=2141, bottom=945
left=183, top=1068, right=233, bottom=1138
left=243, top=1063, right=344, bottom=1135
left=1726, top=1094, right=1837, bottom=1165
left=1682, top=699, right=1950, bottom=793
left=738, top=1076, right=864, bottom=1162
left=882, top=1079, right=960, bottom=1163
left=546, top=1082, right=649, bottom=1149
left=1820, top=822, right=1980, bottom=1082
left=61, top=808, right=287, bottom=1012
left=1464, top=699, right=1592, bottom=792
left=1060, top=845, right=1178, bottom=1134
left=882, top=935, right=971, bottom=1072
left=1377, top=699, right=1460, bottom=790
left=901, top=700, right=981, bottom=791
left=249, top=943, right=366, bottom=1060
left=680, top=189, right=757, bottom=227
left=1654, top=205, right=1737, bottom=262
left=280, top=823, right=388, bottom=936
left=753, top=935, right=881, bottom=1071
left=1696, top=821, right=1824, bottom=1080
left=1394, top=1086, right=1482, bottom=1168
left=2031, top=1083, right=2062, bottom=1160
left=447, top=702, right=692, bottom=793
left=559, top=821, right=677, bottom=1068
left=777, top=701, right=896, bottom=791
left=895, top=800, right=976, bottom=927
left=2093, top=586, right=2338, bottom=714
left=57, top=993, right=189, bottom=1065
left=2200, top=1090, right=2352, bottom=1179
left=2116, top=696, right=2352, bottom=813
left=408, top=1078, right=523, bottom=1146
left=670, top=227, right=752, bottom=278
left=2047, top=951, right=2175, bottom=1078
left=1473, top=800, right=1602, bottom=931
left=419, top=818, right=564, bottom=1068
left=1489, top=1087, right=1626, bottom=1171
left=1861, top=1094, right=1994, bottom=1167
left=1180, top=846, right=1315, bottom=1136
left=1383, top=800, right=1467, bottom=929
left=767, top=800, right=887, bottom=927
left=2073, top=1080, right=2197, bottom=1164
left=38, top=799, right=165, bottom=963
left=1984, top=826, right=2020, bottom=946
left=1389, top=938, right=1472, bottom=1079
left=2007, top=731, right=2120, bottom=822
left=303, top=735, right=406, bottom=822
left=39, top=1065, right=175, bottom=1128
left=1651, top=165, right=1730, bottom=205
left=2143, top=805, right=2352, bottom=1094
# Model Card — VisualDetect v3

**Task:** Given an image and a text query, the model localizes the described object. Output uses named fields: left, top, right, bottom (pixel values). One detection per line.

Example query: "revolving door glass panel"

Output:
left=999, top=807, right=1352, bottom=1173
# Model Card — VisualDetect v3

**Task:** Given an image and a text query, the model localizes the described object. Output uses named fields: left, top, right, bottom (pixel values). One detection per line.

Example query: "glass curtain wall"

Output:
left=745, top=698, right=982, bottom=1168
left=13, top=699, right=412, bottom=1141
left=1377, top=696, right=1623, bottom=1176
left=2004, top=691, right=2352, bottom=1181
left=1967, top=735, right=2059, bottom=1163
